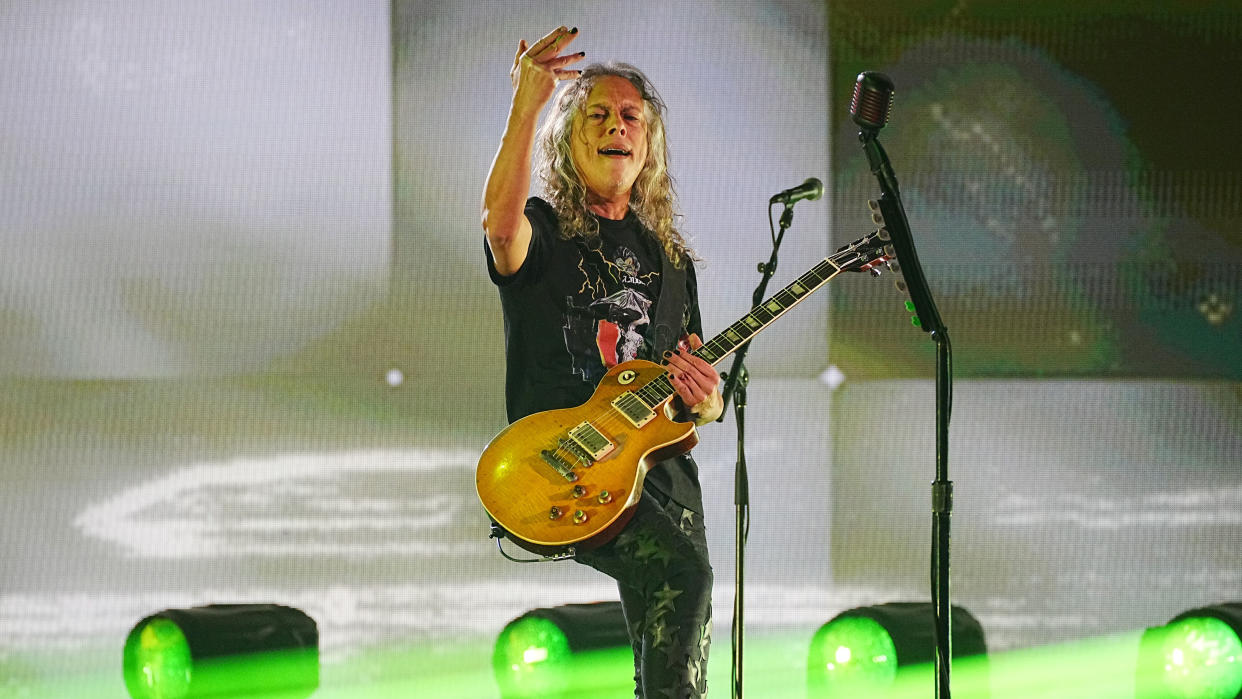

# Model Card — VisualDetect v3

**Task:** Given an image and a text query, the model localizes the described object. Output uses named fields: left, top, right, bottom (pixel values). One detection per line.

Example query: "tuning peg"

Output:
left=884, top=245, right=896, bottom=259
left=894, top=278, right=908, bottom=293
left=878, top=228, right=891, bottom=241
left=887, top=261, right=901, bottom=273
left=867, top=199, right=879, bottom=211
left=871, top=212, right=884, bottom=226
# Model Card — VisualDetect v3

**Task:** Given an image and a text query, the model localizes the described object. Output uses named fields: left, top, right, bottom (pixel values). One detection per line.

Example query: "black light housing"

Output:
left=1137, top=602, right=1242, bottom=699
left=807, top=602, right=988, bottom=698
left=492, top=601, right=632, bottom=699
left=123, top=603, right=318, bottom=699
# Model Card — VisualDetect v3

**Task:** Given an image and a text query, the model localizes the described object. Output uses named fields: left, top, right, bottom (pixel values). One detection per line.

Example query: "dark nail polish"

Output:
left=570, top=27, right=578, bottom=34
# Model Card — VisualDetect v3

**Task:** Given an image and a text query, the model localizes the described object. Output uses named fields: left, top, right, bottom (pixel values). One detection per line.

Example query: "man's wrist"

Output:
left=690, top=390, right=723, bottom=425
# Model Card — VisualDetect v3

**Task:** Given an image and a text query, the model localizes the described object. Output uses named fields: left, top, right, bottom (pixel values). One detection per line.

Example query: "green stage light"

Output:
left=807, top=602, right=988, bottom=698
left=1138, top=602, right=1242, bottom=699
left=123, top=604, right=318, bottom=699
left=492, top=601, right=632, bottom=699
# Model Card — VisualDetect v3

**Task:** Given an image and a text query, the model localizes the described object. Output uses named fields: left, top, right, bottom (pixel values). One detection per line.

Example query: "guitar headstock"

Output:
left=864, top=198, right=924, bottom=327
left=831, top=225, right=895, bottom=276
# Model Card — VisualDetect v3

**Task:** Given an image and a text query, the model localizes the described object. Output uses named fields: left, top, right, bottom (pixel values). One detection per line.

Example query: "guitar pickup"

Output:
left=611, top=392, right=655, bottom=429
left=568, top=422, right=614, bottom=460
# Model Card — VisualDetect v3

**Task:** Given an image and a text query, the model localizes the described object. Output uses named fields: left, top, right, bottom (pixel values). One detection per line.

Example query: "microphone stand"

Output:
left=718, top=203, right=795, bottom=699
left=858, top=127, right=954, bottom=698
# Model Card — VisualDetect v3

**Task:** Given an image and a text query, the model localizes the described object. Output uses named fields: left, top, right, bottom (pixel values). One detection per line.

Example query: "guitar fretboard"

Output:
left=634, top=254, right=849, bottom=408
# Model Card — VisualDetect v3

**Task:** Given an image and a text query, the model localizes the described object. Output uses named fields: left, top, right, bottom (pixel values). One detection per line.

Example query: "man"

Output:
left=481, top=26, right=721, bottom=698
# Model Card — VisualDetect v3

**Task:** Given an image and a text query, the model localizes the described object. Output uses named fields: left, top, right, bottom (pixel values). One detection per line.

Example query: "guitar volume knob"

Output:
left=573, top=510, right=588, bottom=524
left=549, top=506, right=563, bottom=520
left=597, top=490, right=612, bottom=504
left=572, top=485, right=587, bottom=498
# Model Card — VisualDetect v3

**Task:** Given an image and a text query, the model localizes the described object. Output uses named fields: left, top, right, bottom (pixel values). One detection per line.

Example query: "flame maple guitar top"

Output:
left=476, top=227, right=894, bottom=555
left=476, top=359, right=698, bottom=554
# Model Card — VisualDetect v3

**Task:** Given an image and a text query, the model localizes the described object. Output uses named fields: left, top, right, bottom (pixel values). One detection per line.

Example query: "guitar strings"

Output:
left=539, top=249, right=867, bottom=478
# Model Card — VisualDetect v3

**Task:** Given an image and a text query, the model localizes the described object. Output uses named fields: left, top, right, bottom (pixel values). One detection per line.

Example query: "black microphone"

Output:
left=769, top=177, right=823, bottom=205
left=851, top=71, right=894, bottom=131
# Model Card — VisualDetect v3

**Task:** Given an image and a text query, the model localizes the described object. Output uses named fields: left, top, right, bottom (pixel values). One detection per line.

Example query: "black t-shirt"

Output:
left=484, top=196, right=705, bottom=512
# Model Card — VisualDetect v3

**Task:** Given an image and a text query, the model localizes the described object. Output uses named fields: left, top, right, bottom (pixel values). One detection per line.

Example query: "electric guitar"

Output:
left=476, top=228, right=894, bottom=555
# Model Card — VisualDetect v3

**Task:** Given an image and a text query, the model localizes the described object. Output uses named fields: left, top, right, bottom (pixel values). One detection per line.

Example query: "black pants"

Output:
left=576, top=488, right=713, bottom=698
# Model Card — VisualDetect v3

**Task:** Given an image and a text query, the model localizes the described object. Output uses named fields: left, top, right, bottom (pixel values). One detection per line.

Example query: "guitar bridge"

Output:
left=558, top=438, right=593, bottom=465
left=540, top=449, right=579, bottom=482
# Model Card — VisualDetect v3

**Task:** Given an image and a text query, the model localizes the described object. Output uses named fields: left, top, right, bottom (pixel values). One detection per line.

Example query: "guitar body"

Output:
left=476, top=359, right=698, bottom=555
left=476, top=227, right=892, bottom=557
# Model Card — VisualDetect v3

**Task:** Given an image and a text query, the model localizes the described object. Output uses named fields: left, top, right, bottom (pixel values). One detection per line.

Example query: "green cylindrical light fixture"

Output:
left=1138, top=602, right=1242, bottom=699
left=807, top=602, right=987, bottom=698
left=492, top=601, right=632, bottom=699
left=123, top=604, right=318, bottom=699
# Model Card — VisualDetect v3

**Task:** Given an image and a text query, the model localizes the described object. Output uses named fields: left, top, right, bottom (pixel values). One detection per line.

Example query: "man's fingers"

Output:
left=667, top=354, right=718, bottom=397
left=667, top=348, right=715, bottom=377
left=526, top=27, right=565, bottom=56
left=514, top=39, right=527, bottom=67
left=670, top=374, right=703, bottom=405
left=547, top=51, right=586, bottom=70
left=528, top=26, right=578, bottom=58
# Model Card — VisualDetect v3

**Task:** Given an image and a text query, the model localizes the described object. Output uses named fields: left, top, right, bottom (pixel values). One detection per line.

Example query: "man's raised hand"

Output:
left=510, top=26, right=584, bottom=113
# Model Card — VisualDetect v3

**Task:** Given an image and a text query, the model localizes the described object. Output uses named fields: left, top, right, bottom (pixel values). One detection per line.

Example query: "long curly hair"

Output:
left=535, top=63, right=695, bottom=268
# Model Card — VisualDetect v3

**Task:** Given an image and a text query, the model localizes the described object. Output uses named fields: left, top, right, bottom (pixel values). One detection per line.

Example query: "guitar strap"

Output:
left=647, top=249, right=687, bottom=359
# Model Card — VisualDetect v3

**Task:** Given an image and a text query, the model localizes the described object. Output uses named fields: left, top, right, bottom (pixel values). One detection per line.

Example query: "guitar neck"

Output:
left=695, top=257, right=845, bottom=367
left=634, top=256, right=848, bottom=408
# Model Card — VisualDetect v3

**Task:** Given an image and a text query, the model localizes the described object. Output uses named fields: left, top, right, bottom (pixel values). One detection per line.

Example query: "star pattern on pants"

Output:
left=697, top=619, right=712, bottom=662
left=679, top=508, right=696, bottom=534
left=649, top=617, right=680, bottom=651
left=652, top=583, right=683, bottom=615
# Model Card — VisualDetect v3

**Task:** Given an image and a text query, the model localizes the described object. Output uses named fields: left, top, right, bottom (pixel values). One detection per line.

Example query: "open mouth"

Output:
left=598, top=147, right=631, bottom=158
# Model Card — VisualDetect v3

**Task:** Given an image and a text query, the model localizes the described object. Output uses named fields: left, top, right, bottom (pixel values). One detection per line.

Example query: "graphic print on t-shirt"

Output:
left=562, top=243, right=659, bottom=384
